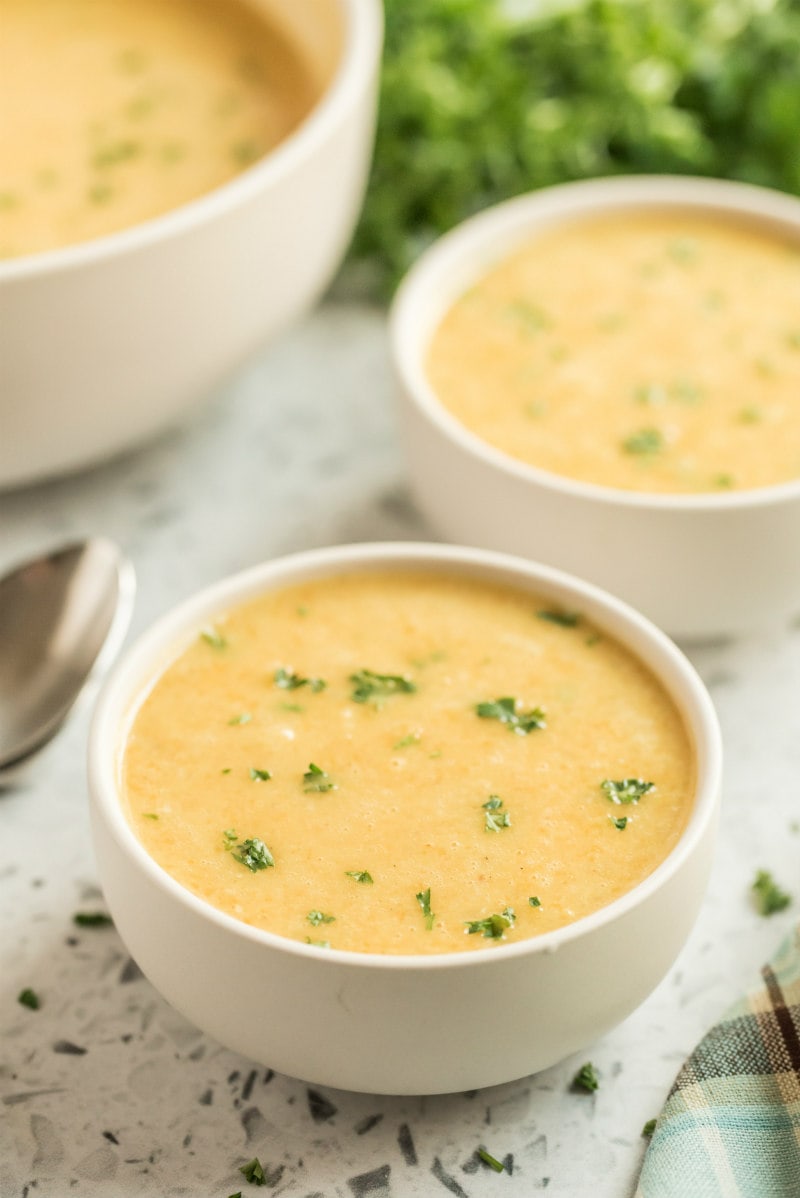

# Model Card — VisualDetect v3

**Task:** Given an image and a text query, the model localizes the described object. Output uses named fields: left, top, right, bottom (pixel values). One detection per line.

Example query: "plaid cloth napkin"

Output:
left=636, top=925, right=800, bottom=1198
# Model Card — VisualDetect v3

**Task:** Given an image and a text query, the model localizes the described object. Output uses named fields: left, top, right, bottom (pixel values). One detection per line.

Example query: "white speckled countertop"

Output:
left=1, top=299, right=798, bottom=1198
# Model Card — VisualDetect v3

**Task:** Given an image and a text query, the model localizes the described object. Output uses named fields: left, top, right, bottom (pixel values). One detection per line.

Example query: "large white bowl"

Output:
left=0, top=0, right=382, bottom=489
left=390, top=176, right=800, bottom=641
left=88, top=542, right=722, bottom=1095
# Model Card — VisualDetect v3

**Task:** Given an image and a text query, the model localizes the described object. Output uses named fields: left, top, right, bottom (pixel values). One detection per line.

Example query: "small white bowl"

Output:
left=390, top=175, right=800, bottom=641
left=0, top=0, right=382, bottom=489
left=88, top=542, right=721, bottom=1095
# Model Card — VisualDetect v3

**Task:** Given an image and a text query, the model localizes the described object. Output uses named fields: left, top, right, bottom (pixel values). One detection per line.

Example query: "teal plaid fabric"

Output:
left=637, top=926, right=800, bottom=1198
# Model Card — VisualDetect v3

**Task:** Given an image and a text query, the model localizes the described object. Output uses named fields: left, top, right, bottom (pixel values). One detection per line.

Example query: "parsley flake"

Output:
left=231, top=838, right=274, bottom=872
left=394, top=733, right=421, bottom=749
left=274, top=667, right=326, bottom=693
left=752, top=869, right=792, bottom=916
left=601, top=778, right=655, bottom=805
left=303, top=763, right=336, bottom=793
left=537, top=609, right=580, bottom=628
left=416, top=887, right=435, bottom=929
left=73, top=912, right=113, bottom=927
left=528, top=896, right=542, bottom=908
left=477, top=1146, right=506, bottom=1173
left=142, top=812, right=159, bottom=820
left=239, top=1157, right=267, bottom=1186
left=307, top=910, right=335, bottom=927
left=18, top=988, right=40, bottom=1010
left=305, top=938, right=331, bottom=949
left=476, top=696, right=546, bottom=735
left=228, top=711, right=251, bottom=726
left=642, top=1118, right=657, bottom=1138
left=483, top=795, right=511, bottom=832
left=200, top=626, right=227, bottom=650
left=465, top=908, right=515, bottom=940
left=610, top=815, right=629, bottom=830
left=350, top=669, right=416, bottom=704
left=249, top=767, right=272, bottom=782
left=572, top=1062, right=600, bottom=1093
left=345, top=870, right=373, bottom=884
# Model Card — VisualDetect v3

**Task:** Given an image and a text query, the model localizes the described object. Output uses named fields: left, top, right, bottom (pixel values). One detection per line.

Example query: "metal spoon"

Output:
left=0, top=538, right=135, bottom=772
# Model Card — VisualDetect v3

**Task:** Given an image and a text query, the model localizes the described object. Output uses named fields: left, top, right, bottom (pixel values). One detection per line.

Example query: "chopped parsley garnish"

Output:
left=394, top=733, right=422, bottom=749
left=349, top=669, right=417, bottom=704
left=239, top=1157, right=267, bottom=1186
left=18, top=988, right=40, bottom=1010
left=483, top=795, right=511, bottom=832
left=223, top=828, right=238, bottom=847
left=345, top=870, right=373, bottom=884
left=222, top=768, right=232, bottom=775
left=537, top=609, right=580, bottom=628
left=307, top=910, right=335, bottom=927
left=305, top=938, right=331, bottom=949
left=572, top=1062, right=599, bottom=1093
left=228, top=711, right=251, bottom=726
left=476, top=696, right=546, bottom=735
left=249, top=767, right=272, bottom=782
left=143, top=812, right=159, bottom=820
left=200, top=626, right=228, bottom=649
left=231, top=838, right=274, bottom=872
left=622, top=427, right=664, bottom=456
left=642, top=1118, right=657, bottom=1138
left=528, top=896, right=541, bottom=908
left=465, top=908, right=515, bottom=940
left=73, top=912, right=113, bottom=927
left=273, top=667, right=326, bottom=693
left=752, top=869, right=792, bottom=916
left=303, top=763, right=336, bottom=793
left=601, top=778, right=655, bottom=805
left=610, top=815, right=629, bottom=830
left=416, top=888, right=435, bottom=929
left=477, top=1147, right=505, bottom=1173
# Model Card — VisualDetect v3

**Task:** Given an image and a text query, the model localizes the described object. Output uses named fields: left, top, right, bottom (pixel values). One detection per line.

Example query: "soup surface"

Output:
left=427, top=212, right=800, bottom=493
left=0, top=0, right=320, bottom=257
left=121, top=571, right=695, bottom=955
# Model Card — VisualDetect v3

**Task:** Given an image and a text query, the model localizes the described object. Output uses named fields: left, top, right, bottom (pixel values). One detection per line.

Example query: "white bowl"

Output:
left=390, top=175, right=800, bottom=641
left=0, top=0, right=382, bottom=489
left=88, top=541, right=721, bottom=1095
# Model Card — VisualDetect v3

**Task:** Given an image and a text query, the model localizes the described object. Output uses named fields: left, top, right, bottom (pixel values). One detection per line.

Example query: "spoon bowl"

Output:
left=0, top=539, right=134, bottom=770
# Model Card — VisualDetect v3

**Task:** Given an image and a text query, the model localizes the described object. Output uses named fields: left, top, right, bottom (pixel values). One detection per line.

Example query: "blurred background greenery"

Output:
left=345, top=0, right=800, bottom=298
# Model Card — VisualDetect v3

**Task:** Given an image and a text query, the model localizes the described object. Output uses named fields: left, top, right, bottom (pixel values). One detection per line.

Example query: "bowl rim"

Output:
left=390, top=173, right=800, bottom=512
left=88, top=540, right=723, bottom=974
left=0, top=0, right=383, bottom=282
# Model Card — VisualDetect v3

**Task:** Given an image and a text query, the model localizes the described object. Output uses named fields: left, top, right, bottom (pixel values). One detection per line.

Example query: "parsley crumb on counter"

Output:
left=751, top=869, right=792, bottom=916
left=572, top=1062, right=600, bottom=1093
left=18, top=988, right=40, bottom=1010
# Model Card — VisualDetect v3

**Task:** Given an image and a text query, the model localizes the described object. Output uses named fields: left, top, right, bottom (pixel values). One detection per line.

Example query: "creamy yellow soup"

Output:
left=0, top=0, right=320, bottom=257
left=121, top=571, right=695, bottom=956
left=427, top=212, right=800, bottom=494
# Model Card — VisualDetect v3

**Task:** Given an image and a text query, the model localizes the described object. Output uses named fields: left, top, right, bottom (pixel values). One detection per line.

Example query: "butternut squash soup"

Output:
left=121, top=571, right=695, bottom=955
left=0, top=0, right=320, bottom=257
left=427, top=212, right=800, bottom=494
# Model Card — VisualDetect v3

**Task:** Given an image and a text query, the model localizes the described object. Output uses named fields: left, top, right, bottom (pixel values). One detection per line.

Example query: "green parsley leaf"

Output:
left=305, top=938, right=331, bottom=948
left=249, top=767, right=272, bottom=782
left=73, top=912, right=113, bottom=927
left=349, top=669, right=417, bottom=704
left=239, top=1157, right=267, bottom=1186
left=642, top=1118, right=657, bottom=1138
left=222, top=828, right=238, bottom=848
left=537, top=609, right=580, bottom=628
left=416, top=887, right=435, bottom=930
left=483, top=795, right=511, bottom=832
left=345, top=870, right=373, bottom=884
left=622, top=427, right=664, bottom=456
left=231, top=838, right=274, bottom=872
left=200, top=626, right=227, bottom=650
left=572, top=1062, right=599, bottom=1093
left=465, top=907, right=515, bottom=940
left=476, top=696, right=546, bottom=735
left=528, top=896, right=542, bottom=908
left=394, top=733, right=421, bottom=749
left=601, top=778, right=655, bottom=805
left=303, top=762, right=336, bottom=793
left=752, top=869, right=792, bottom=916
left=18, top=987, right=40, bottom=1010
left=610, top=815, right=629, bottom=830
left=273, top=667, right=326, bottom=693
left=477, top=1146, right=505, bottom=1173
left=307, top=910, right=335, bottom=926
left=142, top=812, right=159, bottom=820
left=228, top=711, right=251, bottom=726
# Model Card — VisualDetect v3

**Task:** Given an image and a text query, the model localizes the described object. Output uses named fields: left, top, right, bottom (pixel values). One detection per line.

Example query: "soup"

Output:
left=121, top=570, right=695, bottom=955
left=0, top=0, right=321, bottom=257
left=427, top=212, right=800, bottom=494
